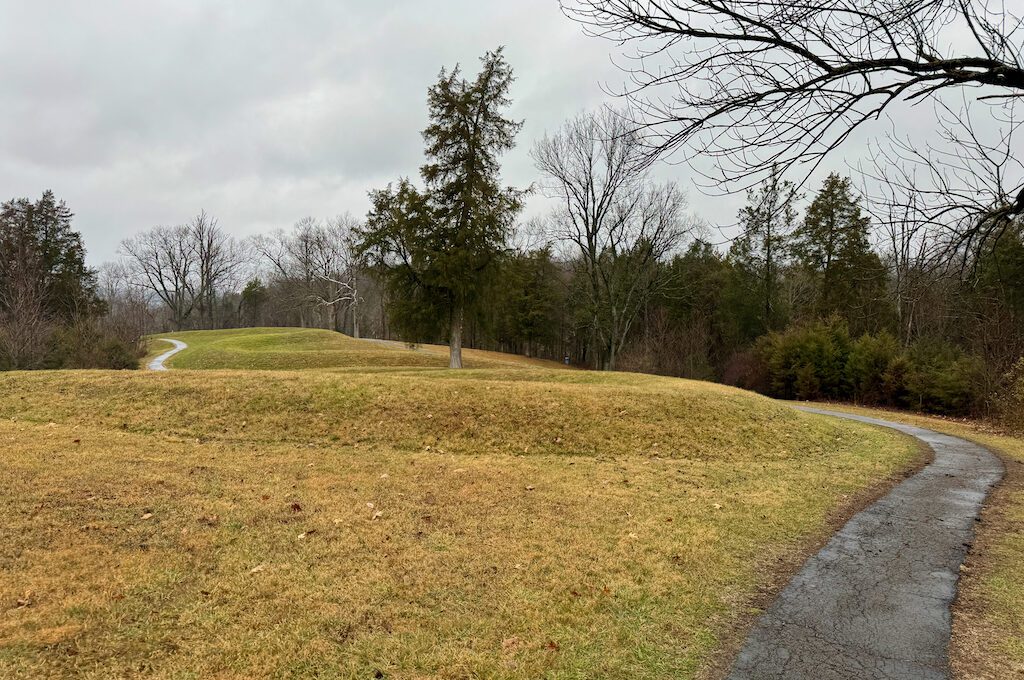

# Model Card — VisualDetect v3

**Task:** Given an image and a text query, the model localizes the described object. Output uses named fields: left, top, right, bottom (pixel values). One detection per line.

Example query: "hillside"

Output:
left=145, top=327, right=569, bottom=371
left=0, top=328, right=921, bottom=679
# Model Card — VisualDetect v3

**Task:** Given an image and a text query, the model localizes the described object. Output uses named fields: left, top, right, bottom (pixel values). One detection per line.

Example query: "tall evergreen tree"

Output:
left=0, top=190, right=101, bottom=322
left=728, top=168, right=798, bottom=336
left=358, top=48, right=525, bottom=368
left=790, top=174, right=887, bottom=332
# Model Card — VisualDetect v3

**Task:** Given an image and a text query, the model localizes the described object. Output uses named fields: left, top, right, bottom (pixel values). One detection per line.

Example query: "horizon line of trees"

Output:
left=3, top=44, right=1023, bottom=427
left=83, top=159, right=1024, bottom=423
left=5, top=166, right=1023, bottom=424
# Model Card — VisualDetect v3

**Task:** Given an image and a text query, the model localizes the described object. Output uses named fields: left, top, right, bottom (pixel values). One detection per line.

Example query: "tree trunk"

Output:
left=449, top=304, right=464, bottom=369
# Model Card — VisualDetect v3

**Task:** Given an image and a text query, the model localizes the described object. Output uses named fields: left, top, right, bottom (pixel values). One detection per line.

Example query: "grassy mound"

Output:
left=0, top=330, right=921, bottom=678
left=147, top=327, right=568, bottom=370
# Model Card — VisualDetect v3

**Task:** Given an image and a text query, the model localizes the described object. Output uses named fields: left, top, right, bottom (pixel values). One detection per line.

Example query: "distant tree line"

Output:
left=92, top=161, right=1023, bottom=421
left=5, top=46, right=1024, bottom=426
left=9, top=168, right=1024, bottom=423
left=0, top=191, right=139, bottom=369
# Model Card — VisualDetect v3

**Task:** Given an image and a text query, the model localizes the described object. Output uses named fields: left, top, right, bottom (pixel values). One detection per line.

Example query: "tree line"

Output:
left=3, top=46, right=1023, bottom=425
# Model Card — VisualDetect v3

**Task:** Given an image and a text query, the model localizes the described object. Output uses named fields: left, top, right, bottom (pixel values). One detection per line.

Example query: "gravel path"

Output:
left=147, top=339, right=187, bottom=371
left=728, top=407, right=1004, bottom=680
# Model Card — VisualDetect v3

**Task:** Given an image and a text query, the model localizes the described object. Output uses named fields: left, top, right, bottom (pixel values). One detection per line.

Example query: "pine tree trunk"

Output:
left=449, top=304, right=464, bottom=369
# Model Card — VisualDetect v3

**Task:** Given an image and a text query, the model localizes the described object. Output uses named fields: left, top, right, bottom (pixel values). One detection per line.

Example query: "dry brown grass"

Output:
left=0, top=334, right=921, bottom=678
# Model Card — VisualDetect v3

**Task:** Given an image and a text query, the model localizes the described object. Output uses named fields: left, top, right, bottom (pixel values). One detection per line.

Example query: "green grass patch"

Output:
left=146, top=327, right=568, bottom=371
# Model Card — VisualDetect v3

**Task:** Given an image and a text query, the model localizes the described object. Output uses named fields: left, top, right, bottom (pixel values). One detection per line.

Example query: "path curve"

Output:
left=728, top=407, right=1004, bottom=680
left=147, top=339, right=187, bottom=371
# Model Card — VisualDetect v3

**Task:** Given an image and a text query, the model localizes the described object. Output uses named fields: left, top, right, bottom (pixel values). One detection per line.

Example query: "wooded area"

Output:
left=4, top=2, right=1024, bottom=425
left=7, top=159, right=1021, bottom=421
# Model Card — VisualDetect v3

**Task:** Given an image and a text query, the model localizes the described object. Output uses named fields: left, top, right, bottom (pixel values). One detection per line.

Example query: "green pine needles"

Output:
left=357, top=48, right=526, bottom=368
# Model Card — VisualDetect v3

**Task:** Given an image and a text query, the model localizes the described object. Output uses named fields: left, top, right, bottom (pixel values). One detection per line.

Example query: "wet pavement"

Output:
left=728, top=407, right=1004, bottom=680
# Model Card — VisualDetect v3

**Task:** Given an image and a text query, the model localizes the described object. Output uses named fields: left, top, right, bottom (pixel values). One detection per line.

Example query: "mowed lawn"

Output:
left=147, top=327, right=571, bottom=371
left=1, top=330, right=920, bottom=679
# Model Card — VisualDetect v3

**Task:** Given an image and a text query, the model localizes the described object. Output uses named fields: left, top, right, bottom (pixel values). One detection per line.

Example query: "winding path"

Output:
left=728, top=407, right=1004, bottom=680
left=147, top=338, right=187, bottom=371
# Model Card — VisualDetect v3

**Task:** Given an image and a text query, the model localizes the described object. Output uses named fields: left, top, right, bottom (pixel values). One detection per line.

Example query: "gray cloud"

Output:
left=0, top=1, right=633, bottom=263
left=1, top=1, right=1005, bottom=265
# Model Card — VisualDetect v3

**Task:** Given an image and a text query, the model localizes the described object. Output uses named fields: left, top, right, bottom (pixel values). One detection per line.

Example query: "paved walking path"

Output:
left=728, top=407, right=1004, bottom=680
left=147, top=339, right=187, bottom=371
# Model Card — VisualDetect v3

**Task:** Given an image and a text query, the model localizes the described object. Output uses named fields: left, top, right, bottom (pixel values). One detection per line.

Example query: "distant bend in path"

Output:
left=728, top=406, right=1004, bottom=680
left=147, top=339, right=187, bottom=371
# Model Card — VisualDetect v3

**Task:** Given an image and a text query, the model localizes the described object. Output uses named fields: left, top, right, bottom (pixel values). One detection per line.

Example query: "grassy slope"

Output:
left=0, top=330, right=920, bottom=679
left=812, top=404, right=1024, bottom=680
left=147, top=327, right=570, bottom=371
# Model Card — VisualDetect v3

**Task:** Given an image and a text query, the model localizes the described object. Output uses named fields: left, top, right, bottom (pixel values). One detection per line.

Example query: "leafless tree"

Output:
left=563, top=0, right=1024, bottom=256
left=864, top=98, right=1024, bottom=269
left=309, top=215, right=363, bottom=336
left=0, top=275, right=54, bottom=369
left=97, top=261, right=152, bottom=349
left=533, top=108, right=692, bottom=369
left=191, top=211, right=246, bottom=329
left=120, top=213, right=244, bottom=330
left=121, top=224, right=198, bottom=330
left=253, top=216, right=364, bottom=335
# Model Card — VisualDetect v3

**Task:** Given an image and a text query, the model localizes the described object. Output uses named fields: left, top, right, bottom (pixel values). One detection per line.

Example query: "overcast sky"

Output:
left=0, top=1, right=627, bottom=264
left=0, top=1, right=995, bottom=266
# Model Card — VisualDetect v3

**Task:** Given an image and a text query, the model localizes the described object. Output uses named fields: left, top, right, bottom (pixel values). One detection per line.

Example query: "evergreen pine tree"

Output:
left=791, top=174, right=887, bottom=332
left=728, top=168, right=798, bottom=335
left=358, top=48, right=524, bottom=368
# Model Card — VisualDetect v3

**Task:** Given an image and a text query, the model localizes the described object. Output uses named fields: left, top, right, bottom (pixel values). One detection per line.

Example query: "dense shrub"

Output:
left=750, top=319, right=987, bottom=416
left=900, top=342, right=984, bottom=415
left=50, top=319, right=141, bottom=370
left=754, top=318, right=851, bottom=400
left=847, top=331, right=901, bottom=404
left=997, top=358, right=1024, bottom=432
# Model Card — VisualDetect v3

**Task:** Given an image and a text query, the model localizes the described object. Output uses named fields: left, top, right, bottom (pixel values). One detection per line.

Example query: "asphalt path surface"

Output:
left=728, top=407, right=1003, bottom=680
